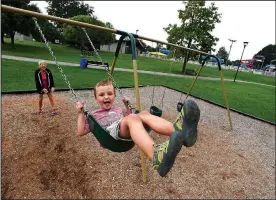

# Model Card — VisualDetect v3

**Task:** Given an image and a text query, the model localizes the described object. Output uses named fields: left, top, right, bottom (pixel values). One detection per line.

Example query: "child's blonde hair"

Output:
left=93, top=79, right=115, bottom=97
left=38, top=60, right=46, bottom=67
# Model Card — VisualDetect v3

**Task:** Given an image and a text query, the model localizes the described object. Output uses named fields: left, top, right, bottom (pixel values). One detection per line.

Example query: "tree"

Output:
left=31, top=20, right=64, bottom=43
left=62, top=15, right=115, bottom=50
left=232, top=60, right=240, bottom=66
left=1, top=0, right=41, bottom=47
left=255, top=44, right=276, bottom=66
left=164, top=1, right=221, bottom=73
left=216, top=46, right=229, bottom=61
left=46, top=0, right=94, bottom=29
left=145, top=45, right=155, bottom=52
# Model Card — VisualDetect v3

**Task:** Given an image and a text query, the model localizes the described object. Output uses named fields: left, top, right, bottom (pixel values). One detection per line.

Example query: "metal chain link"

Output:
left=82, top=28, right=134, bottom=111
left=160, top=48, right=176, bottom=108
left=81, top=28, right=103, bottom=63
left=33, top=18, right=78, bottom=101
left=151, top=41, right=156, bottom=106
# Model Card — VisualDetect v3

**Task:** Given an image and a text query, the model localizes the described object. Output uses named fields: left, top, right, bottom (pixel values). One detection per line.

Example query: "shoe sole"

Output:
left=182, top=99, right=200, bottom=147
left=158, top=131, right=183, bottom=177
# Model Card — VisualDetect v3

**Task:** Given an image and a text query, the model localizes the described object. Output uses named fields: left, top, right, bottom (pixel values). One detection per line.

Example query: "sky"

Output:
left=31, top=1, right=275, bottom=61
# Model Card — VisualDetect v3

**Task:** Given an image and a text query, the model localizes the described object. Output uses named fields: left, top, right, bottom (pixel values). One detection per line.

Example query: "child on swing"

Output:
left=76, top=80, right=200, bottom=177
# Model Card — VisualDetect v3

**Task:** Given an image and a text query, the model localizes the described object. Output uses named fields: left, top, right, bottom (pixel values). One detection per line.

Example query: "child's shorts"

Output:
left=106, top=119, right=132, bottom=141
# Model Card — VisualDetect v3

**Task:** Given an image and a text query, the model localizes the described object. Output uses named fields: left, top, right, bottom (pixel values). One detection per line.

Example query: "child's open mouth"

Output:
left=104, top=101, right=110, bottom=105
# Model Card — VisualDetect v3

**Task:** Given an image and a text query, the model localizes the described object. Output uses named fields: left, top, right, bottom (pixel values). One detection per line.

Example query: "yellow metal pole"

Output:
left=219, top=71, right=233, bottom=130
left=133, top=61, right=141, bottom=109
left=110, top=56, right=118, bottom=76
left=132, top=60, right=147, bottom=183
left=185, top=54, right=233, bottom=130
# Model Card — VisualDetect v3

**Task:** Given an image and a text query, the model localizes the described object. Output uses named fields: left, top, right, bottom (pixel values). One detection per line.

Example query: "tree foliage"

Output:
left=216, top=46, right=229, bottom=61
left=31, top=20, right=64, bottom=44
left=164, top=1, right=221, bottom=73
left=255, top=44, right=276, bottom=66
left=62, top=15, right=115, bottom=50
left=46, top=0, right=94, bottom=28
left=1, top=0, right=41, bottom=47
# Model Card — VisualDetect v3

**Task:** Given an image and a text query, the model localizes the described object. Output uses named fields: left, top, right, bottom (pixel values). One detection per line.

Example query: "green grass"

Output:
left=2, top=38, right=275, bottom=86
left=2, top=59, right=275, bottom=123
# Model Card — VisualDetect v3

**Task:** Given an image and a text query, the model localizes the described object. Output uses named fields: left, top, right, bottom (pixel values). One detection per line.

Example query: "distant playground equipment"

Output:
left=239, top=55, right=265, bottom=69
left=262, top=59, right=276, bottom=76
left=159, top=48, right=170, bottom=55
left=149, top=51, right=167, bottom=57
left=80, top=56, right=110, bottom=70
left=149, top=48, right=170, bottom=58
left=236, top=56, right=275, bottom=77
left=201, top=56, right=224, bottom=64
left=79, top=29, right=109, bottom=70
left=263, top=59, right=276, bottom=71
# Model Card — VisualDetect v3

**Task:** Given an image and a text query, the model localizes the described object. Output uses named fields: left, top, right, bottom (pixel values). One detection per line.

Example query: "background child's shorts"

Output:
left=106, top=119, right=132, bottom=141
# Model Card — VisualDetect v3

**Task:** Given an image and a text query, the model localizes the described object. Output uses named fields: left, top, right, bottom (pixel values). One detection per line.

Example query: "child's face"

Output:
left=95, top=84, right=115, bottom=110
left=39, top=62, right=47, bottom=71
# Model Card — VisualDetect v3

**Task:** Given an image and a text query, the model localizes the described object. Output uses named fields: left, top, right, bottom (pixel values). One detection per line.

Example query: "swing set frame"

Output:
left=2, top=5, right=233, bottom=184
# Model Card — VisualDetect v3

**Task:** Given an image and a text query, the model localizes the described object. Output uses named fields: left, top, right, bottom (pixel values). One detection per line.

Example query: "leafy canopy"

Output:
left=63, top=15, right=115, bottom=50
left=164, top=1, right=221, bottom=72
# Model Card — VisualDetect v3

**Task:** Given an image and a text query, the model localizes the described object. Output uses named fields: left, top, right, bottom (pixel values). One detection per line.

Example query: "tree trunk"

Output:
left=182, top=51, right=191, bottom=74
left=181, top=39, right=192, bottom=73
left=10, top=32, right=15, bottom=49
left=1, top=32, right=5, bottom=44
left=198, top=53, right=202, bottom=64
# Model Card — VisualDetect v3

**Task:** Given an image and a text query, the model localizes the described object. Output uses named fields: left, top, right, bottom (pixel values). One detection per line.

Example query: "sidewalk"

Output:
left=2, top=54, right=275, bottom=87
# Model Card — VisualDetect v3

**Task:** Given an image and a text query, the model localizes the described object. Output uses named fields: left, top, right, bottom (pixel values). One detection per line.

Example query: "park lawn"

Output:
left=2, top=38, right=275, bottom=86
left=2, top=59, right=275, bottom=123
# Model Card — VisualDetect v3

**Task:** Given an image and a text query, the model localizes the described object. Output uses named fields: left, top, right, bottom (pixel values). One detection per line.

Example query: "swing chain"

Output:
left=151, top=42, right=156, bottom=107
left=33, top=18, right=78, bottom=101
left=81, top=28, right=103, bottom=64
left=82, top=28, right=135, bottom=111
left=160, top=48, right=176, bottom=108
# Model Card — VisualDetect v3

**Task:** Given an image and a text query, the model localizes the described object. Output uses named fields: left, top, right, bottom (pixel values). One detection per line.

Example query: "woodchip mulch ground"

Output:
left=1, top=86, right=275, bottom=199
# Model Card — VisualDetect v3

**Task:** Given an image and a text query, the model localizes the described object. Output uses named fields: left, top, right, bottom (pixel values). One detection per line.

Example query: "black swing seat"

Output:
left=87, top=60, right=109, bottom=70
left=84, top=105, right=163, bottom=153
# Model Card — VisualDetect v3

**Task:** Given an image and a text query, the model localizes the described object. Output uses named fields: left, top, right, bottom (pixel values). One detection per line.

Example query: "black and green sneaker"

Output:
left=152, top=131, right=183, bottom=177
left=174, top=99, right=200, bottom=147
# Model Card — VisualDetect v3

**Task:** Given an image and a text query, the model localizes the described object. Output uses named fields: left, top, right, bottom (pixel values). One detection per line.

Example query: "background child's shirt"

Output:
left=41, top=73, right=48, bottom=89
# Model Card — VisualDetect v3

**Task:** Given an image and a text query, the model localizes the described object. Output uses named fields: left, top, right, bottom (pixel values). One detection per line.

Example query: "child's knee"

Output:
left=139, top=110, right=150, bottom=116
left=125, top=113, right=141, bottom=122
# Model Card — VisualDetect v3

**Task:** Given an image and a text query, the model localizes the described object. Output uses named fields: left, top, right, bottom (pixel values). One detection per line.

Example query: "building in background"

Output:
left=14, top=32, right=33, bottom=41
left=100, top=38, right=145, bottom=55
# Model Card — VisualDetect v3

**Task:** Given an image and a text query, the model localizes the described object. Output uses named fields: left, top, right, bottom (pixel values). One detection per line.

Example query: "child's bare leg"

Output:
left=38, top=94, right=43, bottom=111
left=120, top=114, right=155, bottom=160
left=47, top=93, right=55, bottom=108
left=138, top=111, right=174, bottom=136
